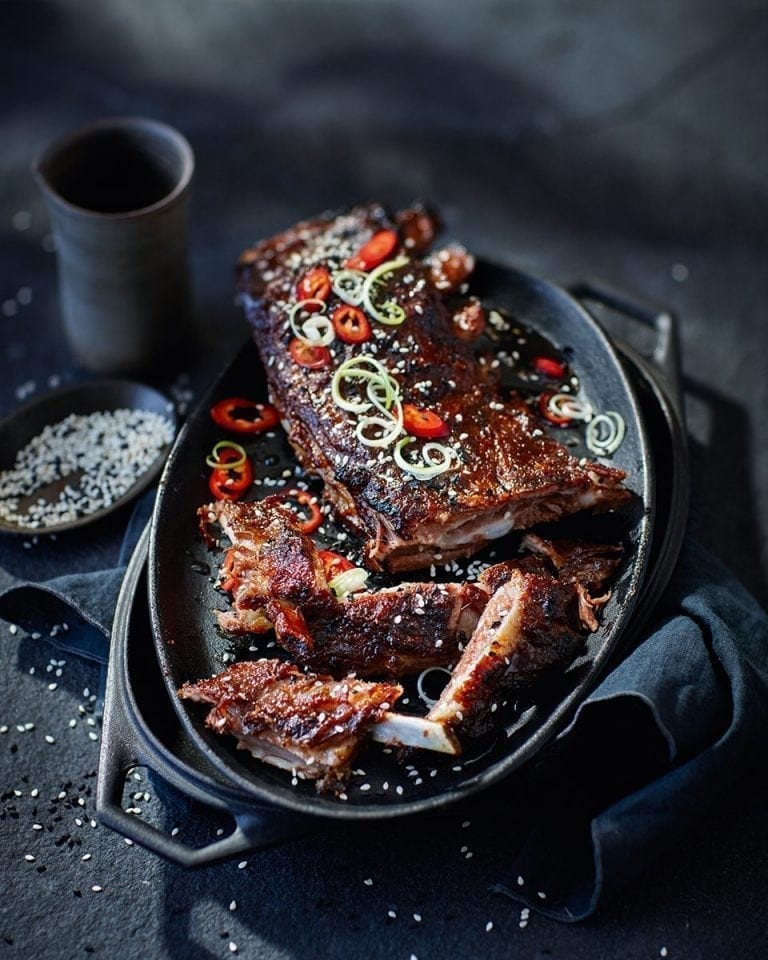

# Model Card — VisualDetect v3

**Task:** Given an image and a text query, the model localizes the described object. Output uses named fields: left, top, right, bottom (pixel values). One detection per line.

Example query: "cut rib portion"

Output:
left=201, top=499, right=486, bottom=678
left=293, top=581, right=486, bottom=678
left=179, top=659, right=402, bottom=789
left=178, top=659, right=461, bottom=789
left=428, top=540, right=623, bottom=738
left=236, top=202, right=630, bottom=572
left=199, top=499, right=339, bottom=637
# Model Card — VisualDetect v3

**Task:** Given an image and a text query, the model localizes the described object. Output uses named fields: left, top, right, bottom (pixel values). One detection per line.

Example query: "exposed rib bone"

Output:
left=371, top=712, right=461, bottom=755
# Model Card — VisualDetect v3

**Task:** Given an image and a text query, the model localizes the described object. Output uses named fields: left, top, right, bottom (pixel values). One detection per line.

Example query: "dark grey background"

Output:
left=1, top=1, right=767, bottom=957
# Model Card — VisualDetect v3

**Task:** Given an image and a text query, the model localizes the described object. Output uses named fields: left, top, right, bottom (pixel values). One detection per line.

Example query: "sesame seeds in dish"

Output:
left=0, top=406, right=174, bottom=532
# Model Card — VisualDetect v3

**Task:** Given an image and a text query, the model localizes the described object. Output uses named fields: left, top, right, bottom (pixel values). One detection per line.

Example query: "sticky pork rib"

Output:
left=179, top=659, right=459, bottom=789
left=236, top=202, right=630, bottom=572
left=427, top=540, right=623, bottom=738
left=200, top=499, right=486, bottom=678
left=179, top=659, right=402, bottom=788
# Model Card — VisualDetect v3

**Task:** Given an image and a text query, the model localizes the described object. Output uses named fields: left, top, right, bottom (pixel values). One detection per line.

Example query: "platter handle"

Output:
left=569, top=279, right=683, bottom=421
left=96, top=733, right=307, bottom=868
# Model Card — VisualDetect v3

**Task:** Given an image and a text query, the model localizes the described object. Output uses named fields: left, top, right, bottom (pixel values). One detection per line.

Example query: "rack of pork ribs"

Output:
left=179, top=204, right=628, bottom=792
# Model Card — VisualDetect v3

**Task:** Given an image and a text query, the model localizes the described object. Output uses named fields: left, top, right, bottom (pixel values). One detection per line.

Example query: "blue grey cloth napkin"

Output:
left=0, top=501, right=766, bottom=921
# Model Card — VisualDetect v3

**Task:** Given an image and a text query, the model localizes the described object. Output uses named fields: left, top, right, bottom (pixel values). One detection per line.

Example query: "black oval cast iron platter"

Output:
left=97, top=344, right=683, bottom=864
left=148, top=262, right=654, bottom=821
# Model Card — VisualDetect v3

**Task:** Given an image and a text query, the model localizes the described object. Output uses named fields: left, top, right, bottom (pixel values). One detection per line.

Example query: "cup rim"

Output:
left=33, top=116, right=195, bottom=221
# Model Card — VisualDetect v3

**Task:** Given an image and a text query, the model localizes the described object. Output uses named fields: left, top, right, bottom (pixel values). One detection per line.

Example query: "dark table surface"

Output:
left=1, top=2, right=767, bottom=957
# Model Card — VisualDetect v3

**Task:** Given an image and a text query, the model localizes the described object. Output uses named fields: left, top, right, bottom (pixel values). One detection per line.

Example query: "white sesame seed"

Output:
left=536, top=891, right=547, bottom=900
left=24, top=854, right=35, bottom=862
left=45, top=735, right=55, bottom=744
left=485, top=921, right=493, bottom=932
left=660, top=950, right=668, bottom=958
left=387, top=910, right=396, bottom=919
left=229, top=900, right=237, bottom=911
left=32, top=823, right=43, bottom=831
left=229, top=942, right=237, bottom=953
left=517, top=876, right=525, bottom=886
left=363, top=878, right=373, bottom=886
left=13, top=210, right=31, bottom=230
left=91, top=885, right=102, bottom=893
left=81, top=854, right=91, bottom=861
left=238, top=860, right=248, bottom=869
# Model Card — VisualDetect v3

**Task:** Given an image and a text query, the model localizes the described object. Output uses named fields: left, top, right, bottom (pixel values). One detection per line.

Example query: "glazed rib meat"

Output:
left=199, top=499, right=340, bottom=635
left=179, top=659, right=402, bottom=788
left=201, top=499, right=486, bottom=677
left=287, top=581, right=486, bottom=678
left=236, top=202, right=630, bottom=572
left=427, top=540, right=623, bottom=738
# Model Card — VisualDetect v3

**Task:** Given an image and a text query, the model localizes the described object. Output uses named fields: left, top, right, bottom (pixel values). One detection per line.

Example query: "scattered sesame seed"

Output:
left=485, top=921, right=493, bottom=932
left=238, top=861, right=248, bottom=869
left=229, top=900, right=237, bottom=911
left=517, top=876, right=525, bottom=886
left=536, top=891, right=547, bottom=900
left=45, top=735, right=55, bottom=744
left=660, top=950, right=668, bottom=958
left=229, top=942, right=237, bottom=953
left=81, top=854, right=91, bottom=861
left=24, top=855, right=35, bottom=862
left=91, top=885, right=102, bottom=893
left=387, top=910, right=397, bottom=919
left=13, top=210, right=31, bottom=230
left=363, top=878, right=373, bottom=886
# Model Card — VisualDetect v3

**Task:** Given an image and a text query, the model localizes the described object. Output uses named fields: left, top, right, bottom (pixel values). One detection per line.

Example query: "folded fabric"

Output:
left=488, top=538, right=768, bottom=919
left=0, top=506, right=766, bottom=921
left=0, top=490, right=154, bottom=663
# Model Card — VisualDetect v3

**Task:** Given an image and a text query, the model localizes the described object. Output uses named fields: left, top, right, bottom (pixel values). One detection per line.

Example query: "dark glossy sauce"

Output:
left=483, top=306, right=580, bottom=397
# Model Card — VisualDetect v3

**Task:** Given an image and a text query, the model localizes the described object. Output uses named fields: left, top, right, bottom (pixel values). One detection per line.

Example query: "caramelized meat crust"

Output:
left=179, top=659, right=401, bottom=788
left=201, top=499, right=486, bottom=678
left=428, top=540, right=624, bottom=737
left=236, top=203, right=630, bottom=572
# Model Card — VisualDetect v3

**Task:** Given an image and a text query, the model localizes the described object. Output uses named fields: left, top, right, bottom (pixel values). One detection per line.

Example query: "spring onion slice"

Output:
left=205, top=441, right=247, bottom=470
left=417, top=667, right=453, bottom=707
left=331, top=269, right=367, bottom=306
left=328, top=566, right=369, bottom=599
left=289, top=300, right=335, bottom=346
left=585, top=411, right=625, bottom=456
left=394, top=437, right=458, bottom=480
left=362, top=256, right=409, bottom=326
left=331, top=356, right=400, bottom=415
left=547, top=393, right=593, bottom=422
left=355, top=405, right=404, bottom=448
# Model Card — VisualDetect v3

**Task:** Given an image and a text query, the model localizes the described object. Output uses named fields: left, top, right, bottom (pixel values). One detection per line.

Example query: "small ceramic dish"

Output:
left=0, top=379, right=176, bottom=534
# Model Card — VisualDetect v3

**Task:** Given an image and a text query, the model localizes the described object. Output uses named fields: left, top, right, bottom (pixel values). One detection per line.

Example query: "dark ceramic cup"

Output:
left=34, top=117, right=194, bottom=376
